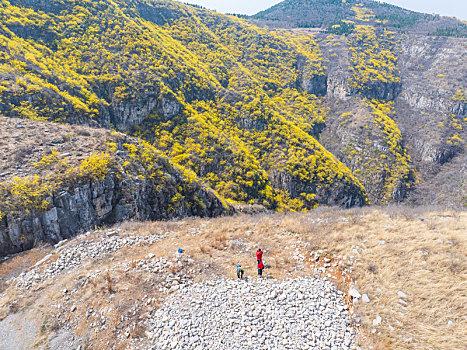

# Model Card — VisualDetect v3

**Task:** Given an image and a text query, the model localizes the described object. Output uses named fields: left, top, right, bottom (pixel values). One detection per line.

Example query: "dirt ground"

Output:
left=0, top=206, right=465, bottom=349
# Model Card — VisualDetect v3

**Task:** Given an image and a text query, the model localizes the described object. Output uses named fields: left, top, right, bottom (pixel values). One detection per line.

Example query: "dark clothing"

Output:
left=237, top=267, right=244, bottom=279
left=256, top=250, right=263, bottom=261
left=257, top=261, right=264, bottom=276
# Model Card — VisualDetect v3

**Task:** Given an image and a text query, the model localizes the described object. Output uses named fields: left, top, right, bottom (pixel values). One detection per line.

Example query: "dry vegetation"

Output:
left=0, top=207, right=465, bottom=349
left=0, top=245, right=52, bottom=294
left=0, top=117, right=115, bottom=182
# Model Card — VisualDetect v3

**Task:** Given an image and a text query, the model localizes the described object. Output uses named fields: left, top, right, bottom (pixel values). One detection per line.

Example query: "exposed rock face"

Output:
left=327, top=75, right=354, bottom=100
left=326, top=73, right=402, bottom=101
left=0, top=119, right=230, bottom=257
left=110, top=93, right=182, bottom=132
left=399, top=86, right=467, bottom=121
left=299, top=74, right=328, bottom=96
left=268, top=169, right=365, bottom=208
left=357, top=81, right=402, bottom=101
left=392, top=35, right=466, bottom=205
left=295, top=54, right=328, bottom=96
left=0, top=172, right=228, bottom=257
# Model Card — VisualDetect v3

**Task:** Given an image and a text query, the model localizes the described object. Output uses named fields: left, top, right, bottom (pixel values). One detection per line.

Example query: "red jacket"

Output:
left=256, top=250, right=263, bottom=260
left=258, top=261, right=264, bottom=269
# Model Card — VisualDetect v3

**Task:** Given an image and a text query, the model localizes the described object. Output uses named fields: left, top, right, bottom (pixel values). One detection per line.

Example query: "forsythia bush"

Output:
left=79, top=152, right=112, bottom=181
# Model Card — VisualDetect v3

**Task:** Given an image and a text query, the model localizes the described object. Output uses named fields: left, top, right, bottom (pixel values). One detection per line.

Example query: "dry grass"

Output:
left=0, top=207, right=465, bottom=349
left=104, top=272, right=113, bottom=294
left=0, top=245, right=52, bottom=294
left=122, top=207, right=466, bottom=349
left=0, top=117, right=113, bottom=182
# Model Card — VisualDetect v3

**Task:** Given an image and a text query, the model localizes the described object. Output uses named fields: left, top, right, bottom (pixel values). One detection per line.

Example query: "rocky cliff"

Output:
left=315, top=30, right=466, bottom=205
left=0, top=118, right=230, bottom=256
left=250, top=0, right=466, bottom=207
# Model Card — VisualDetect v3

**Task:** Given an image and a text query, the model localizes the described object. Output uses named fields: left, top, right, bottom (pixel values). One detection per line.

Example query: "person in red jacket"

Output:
left=256, top=249, right=263, bottom=263
left=258, top=260, right=264, bottom=277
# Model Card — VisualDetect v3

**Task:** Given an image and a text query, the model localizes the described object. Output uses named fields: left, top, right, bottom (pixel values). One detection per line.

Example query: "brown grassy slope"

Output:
left=0, top=116, right=115, bottom=182
left=0, top=208, right=465, bottom=349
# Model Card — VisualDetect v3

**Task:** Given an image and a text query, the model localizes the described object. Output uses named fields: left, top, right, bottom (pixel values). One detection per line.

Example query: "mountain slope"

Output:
left=0, top=0, right=465, bottom=253
left=314, top=28, right=466, bottom=206
left=252, top=0, right=467, bottom=37
left=251, top=0, right=466, bottom=207
left=0, top=117, right=230, bottom=256
left=0, top=0, right=368, bottom=214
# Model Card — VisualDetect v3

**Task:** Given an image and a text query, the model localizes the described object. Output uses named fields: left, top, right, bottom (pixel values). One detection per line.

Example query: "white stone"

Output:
left=397, top=290, right=407, bottom=299
left=348, top=287, right=361, bottom=299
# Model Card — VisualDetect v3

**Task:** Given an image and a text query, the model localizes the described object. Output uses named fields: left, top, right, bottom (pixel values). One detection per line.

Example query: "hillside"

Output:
left=0, top=0, right=466, bottom=259
left=0, top=208, right=465, bottom=349
left=314, top=30, right=467, bottom=206
left=251, top=0, right=467, bottom=37
left=0, top=1, right=465, bottom=349
left=0, top=117, right=230, bottom=256
left=250, top=0, right=467, bottom=207
left=0, top=0, right=369, bottom=216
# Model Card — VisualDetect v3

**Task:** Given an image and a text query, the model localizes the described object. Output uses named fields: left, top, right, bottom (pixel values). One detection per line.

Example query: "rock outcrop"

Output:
left=268, top=168, right=366, bottom=208
left=0, top=172, right=227, bottom=257
left=0, top=119, right=230, bottom=257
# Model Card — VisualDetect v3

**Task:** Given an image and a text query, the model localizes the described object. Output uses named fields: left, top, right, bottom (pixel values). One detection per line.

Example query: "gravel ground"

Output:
left=0, top=312, right=38, bottom=350
left=145, top=277, right=357, bottom=350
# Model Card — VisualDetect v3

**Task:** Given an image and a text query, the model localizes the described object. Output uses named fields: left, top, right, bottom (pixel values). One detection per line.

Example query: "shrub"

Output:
left=78, top=152, right=112, bottom=181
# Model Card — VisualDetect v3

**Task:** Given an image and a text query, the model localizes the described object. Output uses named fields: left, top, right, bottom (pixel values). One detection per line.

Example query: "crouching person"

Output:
left=237, top=265, right=244, bottom=279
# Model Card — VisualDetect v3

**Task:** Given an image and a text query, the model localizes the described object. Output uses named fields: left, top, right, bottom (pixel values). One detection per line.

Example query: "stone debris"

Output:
left=349, top=287, right=361, bottom=299
left=144, top=277, right=357, bottom=350
left=362, top=294, right=370, bottom=303
left=15, top=231, right=167, bottom=289
left=397, top=290, right=407, bottom=299
left=4, top=227, right=364, bottom=349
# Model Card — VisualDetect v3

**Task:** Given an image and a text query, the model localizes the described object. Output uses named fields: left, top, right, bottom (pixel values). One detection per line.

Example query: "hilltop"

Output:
left=0, top=208, right=465, bottom=349
left=251, top=0, right=467, bottom=37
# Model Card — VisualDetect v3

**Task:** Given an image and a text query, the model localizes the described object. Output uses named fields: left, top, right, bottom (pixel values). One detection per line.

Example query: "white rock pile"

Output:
left=145, top=277, right=357, bottom=350
left=15, top=231, right=167, bottom=289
